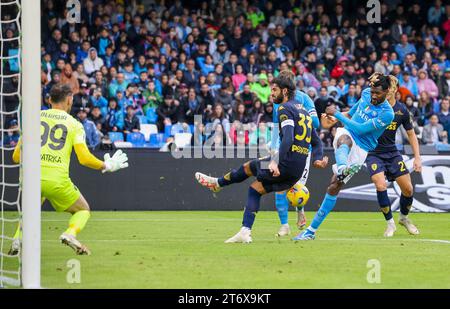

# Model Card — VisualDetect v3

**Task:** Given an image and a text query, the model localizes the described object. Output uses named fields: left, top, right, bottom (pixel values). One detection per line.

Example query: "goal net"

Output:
left=0, top=0, right=22, bottom=288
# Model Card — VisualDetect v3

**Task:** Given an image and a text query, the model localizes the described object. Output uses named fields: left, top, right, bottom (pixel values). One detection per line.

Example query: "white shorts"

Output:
left=332, top=127, right=368, bottom=179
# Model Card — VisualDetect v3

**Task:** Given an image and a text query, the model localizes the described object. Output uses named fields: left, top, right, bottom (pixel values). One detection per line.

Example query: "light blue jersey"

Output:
left=271, top=90, right=319, bottom=149
left=341, top=88, right=394, bottom=152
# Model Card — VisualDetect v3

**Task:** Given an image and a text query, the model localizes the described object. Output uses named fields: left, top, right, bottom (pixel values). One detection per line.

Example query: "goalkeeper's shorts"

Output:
left=41, top=178, right=81, bottom=212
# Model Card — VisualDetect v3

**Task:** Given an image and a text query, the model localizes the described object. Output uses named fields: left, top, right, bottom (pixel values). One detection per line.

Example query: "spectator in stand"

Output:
left=417, top=69, right=439, bottom=99
left=207, top=103, right=231, bottom=136
left=157, top=94, right=180, bottom=131
left=60, top=63, right=80, bottom=94
left=422, top=114, right=448, bottom=144
left=250, top=73, right=270, bottom=104
left=438, top=97, right=450, bottom=142
left=438, top=67, right=450, bottom=97
left=89, top=106, right=105, bottom=136
left=405, top=95, right=421, bottom=123
left=83, top=47, right=104, bottom=75
left=123, top=105, right=141, bottom=136
left=395, top=34, right=417, bottom=62
left=77, top=107, right=99, bottom=149
left=235, top=83, right=256, bottom=111
left=105, top=98, right=124, bottom=133
left=142, top=80, right=162, bottom=114
left=108, top=72, right=128, bottom=98
left=400, top=71, right=419, bottom=98
left=231, top=64, right=247, bottom=91
left=72, top=83, right=93, bottom=116
left=3, top=119, right=20, bottom=147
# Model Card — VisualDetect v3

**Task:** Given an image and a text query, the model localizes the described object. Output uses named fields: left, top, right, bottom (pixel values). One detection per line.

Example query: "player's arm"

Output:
left=12, top=138, right=21, bottom=164
left=403, top=112, right=422, bottom=172
left=310, top=128, right=328, bottom=168
left=330, top=104, right=394, bottom=135
left=73, top=123, right=128, bottom=173
left=269, top=103, right=280, bottom=150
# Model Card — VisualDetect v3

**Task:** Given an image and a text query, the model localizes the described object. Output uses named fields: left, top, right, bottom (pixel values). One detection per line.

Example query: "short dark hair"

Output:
left=49, top=84, right=73, bottom=104
left=372, top=75, right=390, bottom=90
left=272, top=74, right=296, bottom=100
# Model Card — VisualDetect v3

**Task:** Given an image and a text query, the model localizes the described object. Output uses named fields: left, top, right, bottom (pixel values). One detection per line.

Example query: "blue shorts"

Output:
left=250, top=156, right=303, bottom=193
left=366, top=151, right=409, bottom=182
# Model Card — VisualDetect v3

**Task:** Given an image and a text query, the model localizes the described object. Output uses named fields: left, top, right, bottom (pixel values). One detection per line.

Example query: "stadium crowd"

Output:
left=2, top=0, right=450, bottom=149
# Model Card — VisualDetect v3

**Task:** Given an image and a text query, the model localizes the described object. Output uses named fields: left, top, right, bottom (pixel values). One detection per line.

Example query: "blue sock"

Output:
left=218, top=165, right=249, bottom=187
left=400, top=194, right=413, bottom=216
left=275, top=192, right=289, bottom=225
left=242, top=187, right=262, bottom=229
left=376, top=190, right=393, bottom=221
left=335, top=144, right=350, bottom=170
left=310, top=193, right=338, bottom=231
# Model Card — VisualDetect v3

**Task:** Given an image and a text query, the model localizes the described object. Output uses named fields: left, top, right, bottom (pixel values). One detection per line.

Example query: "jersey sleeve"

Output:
left=278, top=106, right=295, bottom=128
left=72, top=121, right=87, bottom=145
left=348, top=100, right=360, bottom=117
left=297, top=90, right=320, bottom=129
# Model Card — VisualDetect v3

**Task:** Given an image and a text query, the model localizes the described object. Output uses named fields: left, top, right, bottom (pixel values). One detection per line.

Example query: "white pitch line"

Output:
left=40, top=237, right=450, bottom=244
left=39, top=218, right=450, bottom=222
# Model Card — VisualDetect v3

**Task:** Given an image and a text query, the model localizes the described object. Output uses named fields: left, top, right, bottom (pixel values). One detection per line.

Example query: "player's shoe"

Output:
left=292, top=228, right=316, bottom=241
left=8, top=238, right=20, bottom=256
left=336, top=164, right=361, bottom=183
left=195, top=172, right=221, bottom=193
left=297, top=208, right=307, bottom=230
left=384, top=221, right=397, bottom=237
left=276, top=224, right=291, bottom=237
left=225, top=227, right=252, bottom=243
left=60, top=233, right=91, bottom=255
left=399, top=217, right=420, bottom=235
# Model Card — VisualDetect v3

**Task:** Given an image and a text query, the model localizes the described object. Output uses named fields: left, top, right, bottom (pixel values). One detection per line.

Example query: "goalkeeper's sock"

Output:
left=13, top=223, right=22, bottom=239
left=275, top=192, right=289, bottom=225
left=242, top=187, right=262, bottom=229
left=399, top=194, right=413, bottom=219
left=65, top=210, right=91, bottom=237
left=218, top=165, right=250, bottom=187
left=377, top=190, right=393, bottom=221
left=309, top=193, right=338, bottom=231
left=335, top=144, right=350, bottom=172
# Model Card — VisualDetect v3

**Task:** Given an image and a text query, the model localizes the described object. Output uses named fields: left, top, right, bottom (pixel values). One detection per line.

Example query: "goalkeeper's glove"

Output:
left=103, top=149, right=129, bottom=173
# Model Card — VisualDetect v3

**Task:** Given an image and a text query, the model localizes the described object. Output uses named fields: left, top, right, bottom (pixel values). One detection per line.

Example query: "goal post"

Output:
left=21, top=0, right=41, bottom=289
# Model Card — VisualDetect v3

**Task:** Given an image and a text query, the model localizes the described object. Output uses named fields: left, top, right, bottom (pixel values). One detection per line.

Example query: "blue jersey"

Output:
left=271, top=90, right=319, bottom=149
left=345, top=88, right=395, bottom=152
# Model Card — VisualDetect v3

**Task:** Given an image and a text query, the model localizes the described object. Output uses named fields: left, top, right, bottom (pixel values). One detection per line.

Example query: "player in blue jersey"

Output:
left=293, top=74, right=395, bottom=240
left=366, top=75, right=421, bottom=237
left=195, top=74, right=328, bottom=243
left=270, top=70, right=325, bottom=237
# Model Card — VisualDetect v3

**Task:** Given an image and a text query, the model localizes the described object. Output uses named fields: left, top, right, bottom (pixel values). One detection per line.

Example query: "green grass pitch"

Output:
left=3, top=211, right=450, bottom=288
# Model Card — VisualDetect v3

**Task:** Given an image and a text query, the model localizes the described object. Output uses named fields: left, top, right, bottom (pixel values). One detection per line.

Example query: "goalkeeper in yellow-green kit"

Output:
left=10, top=84, right=129, bottom=255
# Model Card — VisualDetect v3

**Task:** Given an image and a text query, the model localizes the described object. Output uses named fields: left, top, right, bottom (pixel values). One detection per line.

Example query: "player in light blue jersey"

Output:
left=293, top=74, right=395, bottom=240
left=270, top=71, right=325, bottom=237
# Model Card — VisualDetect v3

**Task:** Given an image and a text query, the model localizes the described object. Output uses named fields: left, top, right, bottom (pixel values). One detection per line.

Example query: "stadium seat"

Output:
left=126, top=132, right=146, bottom=147
left=108, top=132, right=124, bottom=143
left=146, top=107, right=158, bottom=124
left=137, top=115, right=148, bottom=125
left=149, top=133, right=165, bottom=148
left=174, top=132, right=192, bottom=148
left=140, top=124, right=158, bottom=141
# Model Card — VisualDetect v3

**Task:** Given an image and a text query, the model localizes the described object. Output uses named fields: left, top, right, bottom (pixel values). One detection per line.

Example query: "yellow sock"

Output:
left=13, top=223, right=22, bottom=239
left=65, top=210, right=91, bottom=237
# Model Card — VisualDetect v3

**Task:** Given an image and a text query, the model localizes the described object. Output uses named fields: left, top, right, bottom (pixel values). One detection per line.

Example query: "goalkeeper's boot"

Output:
left=296, top=207, right=307, bottom=230
left=384, top=220, right=397, bottom=237
left=336, top=164, right=361, bottom=183
left=276, top=224, right=291, bottom=237
left=195, top=172, right=221, bottom=193
left=60, top=233, right=91, bottom=255
left=292, top=228, right=315, bottom=241
left=8, top=238, right=20, bottom=256
left=399, top=217, right=420, bottom=235
left=225, top=227, right=252, bottom=243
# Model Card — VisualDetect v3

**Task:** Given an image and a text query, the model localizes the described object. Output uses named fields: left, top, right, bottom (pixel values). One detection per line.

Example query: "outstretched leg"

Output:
left=195, top=161, right=255, bottom=193
left=396, top=174, right=419, bottom=235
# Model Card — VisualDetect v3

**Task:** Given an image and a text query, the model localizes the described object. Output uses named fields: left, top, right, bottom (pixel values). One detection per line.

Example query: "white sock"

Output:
left=307, top=226, right=317, bottom=233
left=387, top=218, right=395, bottom=225
left=241, top=226, right=251, bottom=232
left=281, top=223, right=289, bottom=228
left=399, top=213, right=408, bottom=220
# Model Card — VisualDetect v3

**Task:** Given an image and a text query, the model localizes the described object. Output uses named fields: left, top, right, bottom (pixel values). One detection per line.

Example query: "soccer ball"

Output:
left=286, top=183, right=310, bottom=208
